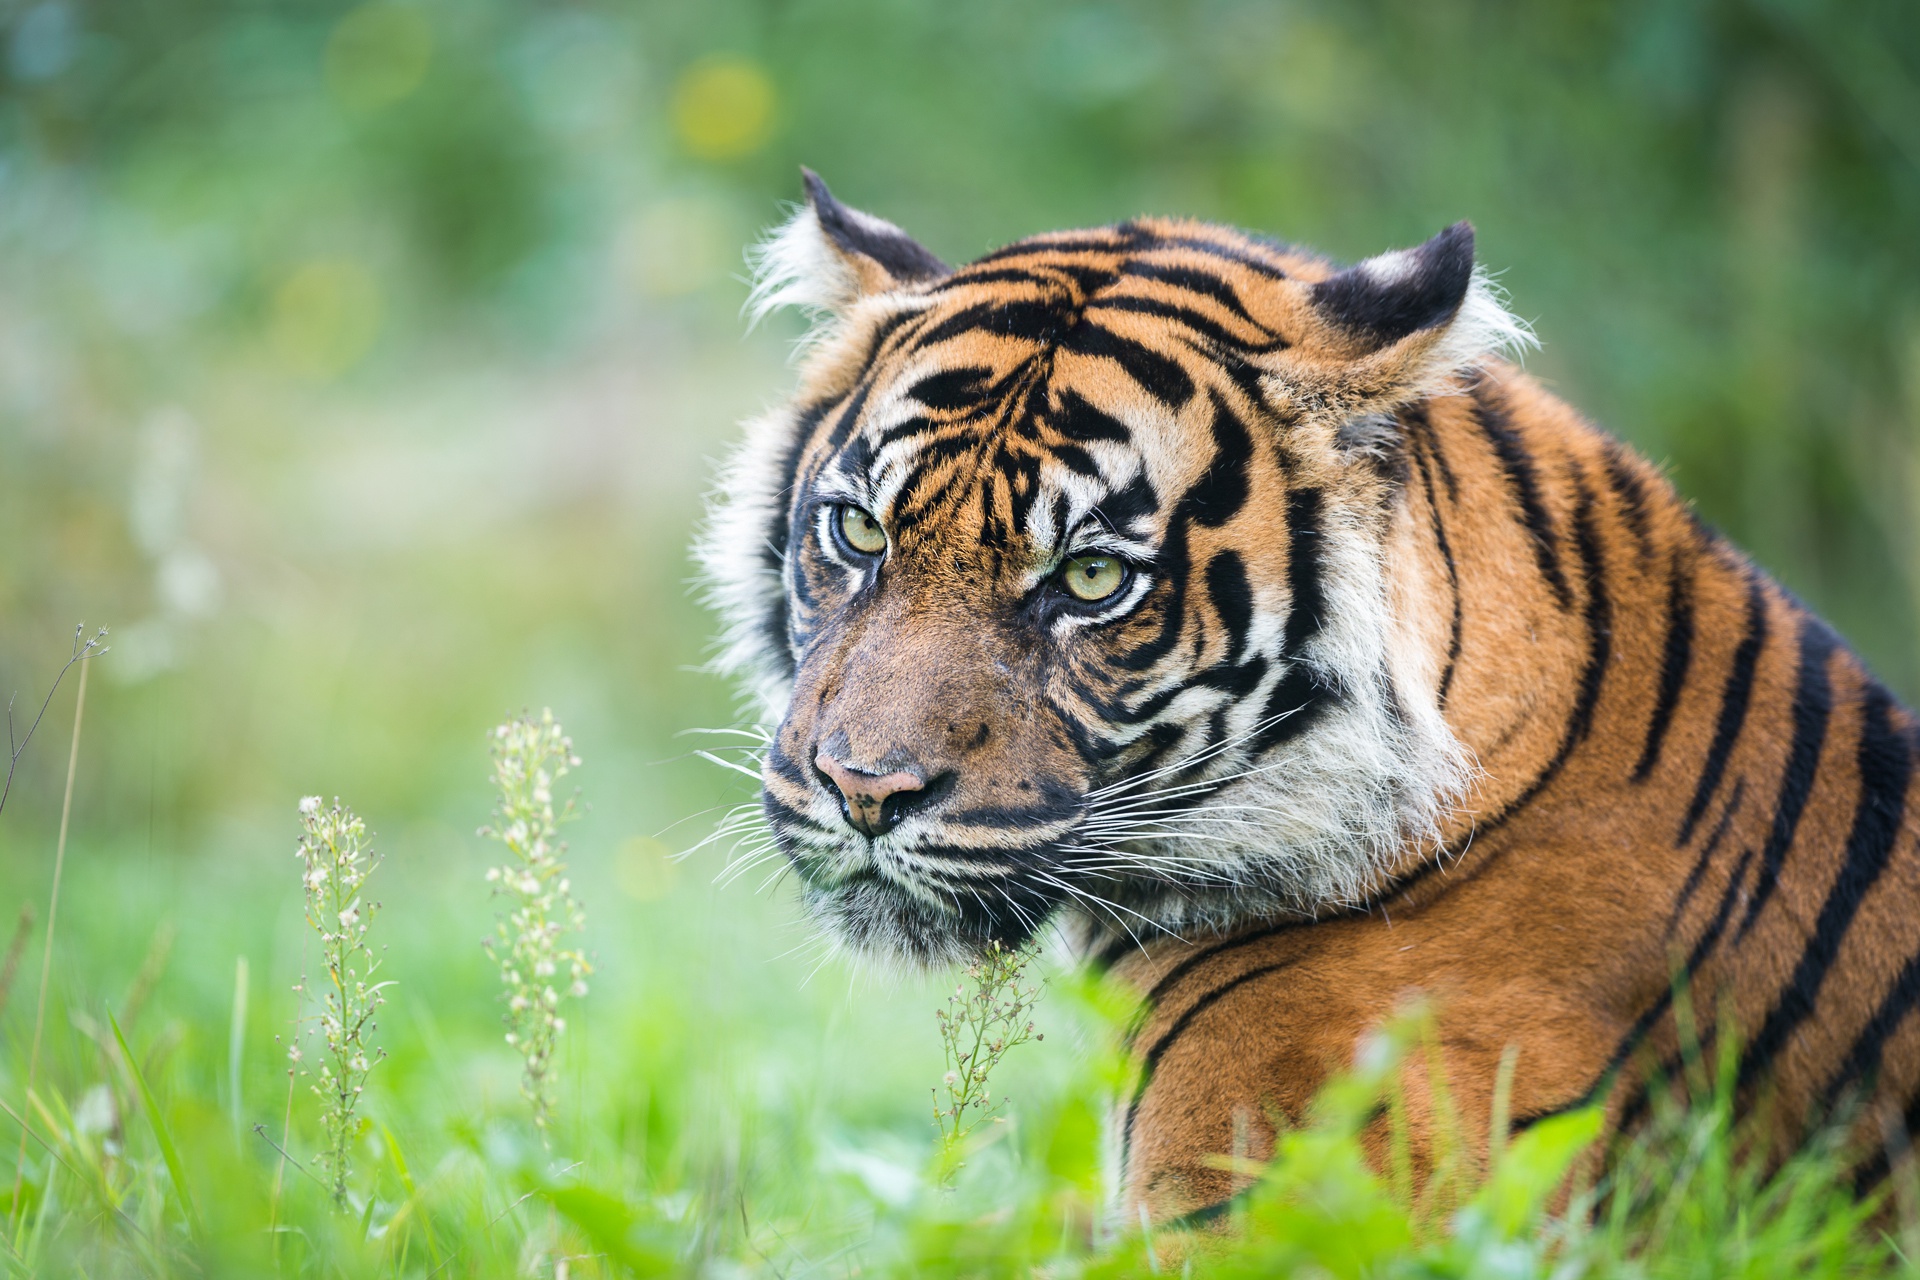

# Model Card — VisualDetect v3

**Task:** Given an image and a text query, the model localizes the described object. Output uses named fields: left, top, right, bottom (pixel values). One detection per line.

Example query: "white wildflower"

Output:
left=931, top=941, right=1043, bottom=1184
left=479, top=708, right=592, bottom=1130
left=293, top=797, right=390, bottom=1208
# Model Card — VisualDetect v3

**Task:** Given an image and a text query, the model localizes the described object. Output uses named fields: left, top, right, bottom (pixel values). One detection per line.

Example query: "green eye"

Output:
left=1060, top=554, right=1128, bottom=603
left=837, top=504, right=888, bottom=555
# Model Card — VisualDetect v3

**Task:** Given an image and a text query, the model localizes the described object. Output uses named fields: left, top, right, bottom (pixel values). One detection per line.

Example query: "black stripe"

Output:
left=1049, top=388, right=1132, bottom=445
left=1734, top=617, right=1839, bottom=940
left=1852, top=1086, right=1920, bottom=1194
left=1423, top=406, right=1460, bottom=503
left=1821, top=948, right=1920, bottom=1114
left=1601, top=439, right=1656, bottom=563
left=1058, top=322, right=1195, bottom=407
left=1281, top=487, right=1326, bottom=650
left=1237, top=482, right=1344, bottom=757
left=1552, top=475, right=1613, bottom=768
left=1384, top=471, right=1613, bottom=905
left=1406, top=410, right=1462, bottom=708
left=1471, top=383, right=1573, bottom=611
left=1085, top=295, right=1283, bottom=353
left=907, top=365, right=996, bottom=412
left=927, top=260, right=1118, bottom=298
left=1676, top=574, right=1768, bottom=846
left=1162, top=1196, right=1238, bottom=1230
left=1123, top=957, right=1303, bottom=1163
left=1664, top=777, right=1746, bottom=939
left=1615, top=1023, right=1719, bottom=1135
left=925, top=266, right=1058, bottom=292
left=1598, top=847, right=1755, bottom=1089
left=1119, top=260, right=1263, bottom=327
left=913, top=298, right=1071, bottom=348
left=1737, top=685, right=1913, bottom=1093
left=1133, top=915, right=1318, bottom=1022
left=1205, top=551, right=1254, bottom=664
left=1185, top=393, right=1253, bottom=529
left=1151, top=232, right=1294, bottom=279
left=1511, top=1100, right=1588, bottom=1132
left=970, top=228, right=1155, bottom=265
left=1632, top=557, right=1695, bottom=783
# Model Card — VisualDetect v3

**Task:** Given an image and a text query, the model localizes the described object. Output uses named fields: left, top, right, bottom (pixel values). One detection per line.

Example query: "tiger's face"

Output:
left=701, top=173, right=1528, bottom=965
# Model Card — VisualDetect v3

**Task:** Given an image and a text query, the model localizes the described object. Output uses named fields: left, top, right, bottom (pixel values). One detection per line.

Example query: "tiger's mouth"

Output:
left=773, top=820, right=1079, bottom=964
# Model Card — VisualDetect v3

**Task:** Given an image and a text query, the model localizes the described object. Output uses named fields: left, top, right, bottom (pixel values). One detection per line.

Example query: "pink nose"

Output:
left=814, top=753, right=926, bottom=838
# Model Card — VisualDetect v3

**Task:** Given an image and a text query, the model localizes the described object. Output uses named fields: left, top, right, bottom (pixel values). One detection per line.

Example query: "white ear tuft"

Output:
left=1393, top=268, right=1538, bottom=402
left=744, top=202, right=860, bottom=331
left=1437, top=266, right=1538, bottom=372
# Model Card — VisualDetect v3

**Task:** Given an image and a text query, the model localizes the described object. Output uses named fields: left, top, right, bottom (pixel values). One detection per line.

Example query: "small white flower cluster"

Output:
left=479, top=709, right=590, bottom=1130
left=293, top=796, right=391, bottom=1206
left=931, top=941, right=1043, bottom=1181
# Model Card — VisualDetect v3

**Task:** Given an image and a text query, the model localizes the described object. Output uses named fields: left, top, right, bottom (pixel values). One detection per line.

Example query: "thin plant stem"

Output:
left=9, top=657, right=88, bottom=1230
left=0, top=625, right=105, bottom=821
left=270, top=929, right=309, bottom=1260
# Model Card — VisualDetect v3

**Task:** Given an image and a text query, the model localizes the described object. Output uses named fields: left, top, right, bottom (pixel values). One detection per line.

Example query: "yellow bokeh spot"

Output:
left=671, top=55, right=775, bottom=161
left=271, top=260, right=383, bottom=379
left=614, top=835, right=680, bottom=903
left=325, top=3, right=433, bottom=113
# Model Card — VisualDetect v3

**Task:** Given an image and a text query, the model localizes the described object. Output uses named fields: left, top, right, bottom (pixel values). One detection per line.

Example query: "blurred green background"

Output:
left=0, top=0, right=1915, bottom=1242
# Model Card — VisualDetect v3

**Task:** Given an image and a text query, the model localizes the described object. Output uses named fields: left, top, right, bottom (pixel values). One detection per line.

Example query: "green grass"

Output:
left=0, top=762, right=1915, bottom=1277
left=0, top=0, right=1914, bottom=1272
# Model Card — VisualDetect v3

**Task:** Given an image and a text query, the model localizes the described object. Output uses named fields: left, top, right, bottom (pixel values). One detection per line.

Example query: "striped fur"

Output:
left=700, top=174, right=1920, bottom=1223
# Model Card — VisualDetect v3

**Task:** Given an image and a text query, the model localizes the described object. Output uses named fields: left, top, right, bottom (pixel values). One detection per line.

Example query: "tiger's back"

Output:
left=1111, top=368, right=1920, bottom=1219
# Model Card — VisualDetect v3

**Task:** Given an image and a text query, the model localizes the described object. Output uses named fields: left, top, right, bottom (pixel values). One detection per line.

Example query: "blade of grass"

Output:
left=228, top=956, right=248, bottom=1134
left=9, top=656, right=88, bottom=1229
left=108, top=1008, right=203, bottom=1240
left=0, top=1091, right=149, bottom=1249
left=379, top=1121, right=444, bottom=1269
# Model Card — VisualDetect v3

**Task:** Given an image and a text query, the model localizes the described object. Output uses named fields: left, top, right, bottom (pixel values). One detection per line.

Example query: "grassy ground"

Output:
left=0, top=675, right=1913, bottom=1277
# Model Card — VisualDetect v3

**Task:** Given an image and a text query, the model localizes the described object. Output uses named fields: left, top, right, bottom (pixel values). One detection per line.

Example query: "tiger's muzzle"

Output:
left=761, top=595, right=1090, bottom=962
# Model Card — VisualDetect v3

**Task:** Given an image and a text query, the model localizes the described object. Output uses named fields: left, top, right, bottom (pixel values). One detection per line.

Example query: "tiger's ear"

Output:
left=1297, top=222, right=1534, bottom=403
left=747, top=169, right=948, bottom=325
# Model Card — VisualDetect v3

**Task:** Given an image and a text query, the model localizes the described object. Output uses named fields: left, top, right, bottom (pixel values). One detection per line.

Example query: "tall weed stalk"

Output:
left=293, top=796, right=390, bottom=1207
left=480, top=709, right=590, bottom=1131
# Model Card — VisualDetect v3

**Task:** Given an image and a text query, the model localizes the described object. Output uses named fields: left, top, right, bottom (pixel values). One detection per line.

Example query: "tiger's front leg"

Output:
left=1110, top=904, right=1631, bottom=1225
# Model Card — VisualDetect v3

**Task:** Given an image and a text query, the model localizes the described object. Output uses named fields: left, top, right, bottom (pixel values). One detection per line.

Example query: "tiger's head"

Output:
left=699, top=172, right=1530, bottom=966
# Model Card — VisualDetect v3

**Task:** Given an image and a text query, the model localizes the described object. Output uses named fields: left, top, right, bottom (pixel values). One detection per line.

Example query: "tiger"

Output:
left=698, top=169, right=1920, bottom=1225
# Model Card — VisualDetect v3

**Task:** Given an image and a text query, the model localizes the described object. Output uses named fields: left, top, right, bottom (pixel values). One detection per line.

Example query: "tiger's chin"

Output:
left=796, top=863, right=1065, bottom=969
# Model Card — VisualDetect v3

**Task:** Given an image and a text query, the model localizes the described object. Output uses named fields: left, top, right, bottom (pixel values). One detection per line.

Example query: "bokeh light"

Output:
left=670, top=54, right=776, bottom=160
left=324, top=3, right=434, bottom=112
left=270, top=259, right=384, bottom=379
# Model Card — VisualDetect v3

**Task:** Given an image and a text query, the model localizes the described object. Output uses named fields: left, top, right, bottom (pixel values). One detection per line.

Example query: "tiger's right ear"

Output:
left=747, top=169, right=947, bottom=325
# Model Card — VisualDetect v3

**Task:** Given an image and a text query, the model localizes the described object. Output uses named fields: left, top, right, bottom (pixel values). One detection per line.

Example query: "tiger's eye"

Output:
left=1061, top=554, right=1127, bottom=603
left=838, top=504, right=887, bottom=555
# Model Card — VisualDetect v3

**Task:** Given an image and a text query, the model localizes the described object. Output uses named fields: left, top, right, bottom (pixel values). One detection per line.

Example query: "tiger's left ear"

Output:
left=1295, top=222, right=1534, bottom=406
left=747, top=169, right=948, bottom=326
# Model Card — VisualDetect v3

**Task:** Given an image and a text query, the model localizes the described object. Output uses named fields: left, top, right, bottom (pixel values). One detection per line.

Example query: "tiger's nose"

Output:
left=814, top=752, right=929, bottom=838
